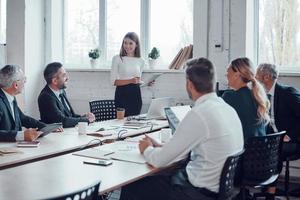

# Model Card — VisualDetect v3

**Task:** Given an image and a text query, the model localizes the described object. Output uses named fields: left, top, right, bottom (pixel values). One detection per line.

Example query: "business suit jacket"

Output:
left=38, top=85, right=88, bottom=128
left=272, top=83, right=300, bottom=143
left=0, top=89, right=46, bottom=142
left=222, top=87, right=266, bottom=141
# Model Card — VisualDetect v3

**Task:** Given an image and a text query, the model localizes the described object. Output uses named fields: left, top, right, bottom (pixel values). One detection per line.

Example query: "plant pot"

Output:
left=90, top=59, right=98, bottom=68
left=148, top=59, right=157, bottom=69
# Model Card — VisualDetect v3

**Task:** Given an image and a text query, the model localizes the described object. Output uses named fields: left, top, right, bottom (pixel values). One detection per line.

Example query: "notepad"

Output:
left=17, top=141, right=40, bottom=147
left=0, top=147, right=23, bottom=155
left=73, top=148, right=114, bottom=160
left=110, top=152, right=146, bottom=164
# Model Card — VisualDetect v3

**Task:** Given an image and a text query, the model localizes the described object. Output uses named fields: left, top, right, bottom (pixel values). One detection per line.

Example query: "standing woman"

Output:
left=222, top=57, right=270, bottom=141
left=111, top=32, right=145, bottom=116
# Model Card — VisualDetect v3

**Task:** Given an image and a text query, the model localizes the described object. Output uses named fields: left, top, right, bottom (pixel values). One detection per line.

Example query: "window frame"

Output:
left=62, top=0, right=193, bottom=69
left=255, top=0, right=300, bottom=74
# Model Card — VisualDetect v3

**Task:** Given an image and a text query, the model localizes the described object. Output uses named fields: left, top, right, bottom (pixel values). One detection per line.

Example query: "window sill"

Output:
left=66, top=68, right=185, bottom=73
left=279, top=71, right=300, bottom=77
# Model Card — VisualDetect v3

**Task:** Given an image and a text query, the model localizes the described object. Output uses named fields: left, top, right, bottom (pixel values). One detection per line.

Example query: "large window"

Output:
left=63, top=0, right=193, bottom=69
left=0, top=0, right=6, bottom=44
left=259, top=0, right=300, bottom=71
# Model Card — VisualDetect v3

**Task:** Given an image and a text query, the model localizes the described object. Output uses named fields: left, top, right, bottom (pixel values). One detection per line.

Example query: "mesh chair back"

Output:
left=89, top=100, right=116, bottom=121
left=218, top=150, right=244, bottom=200
left=242, top=131, right=286, bottom=182
left=48, top=181, right=100, bottom=200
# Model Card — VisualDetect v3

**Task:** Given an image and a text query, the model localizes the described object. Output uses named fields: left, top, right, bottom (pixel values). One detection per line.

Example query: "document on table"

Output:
left=73, top=148, right=114, bottom=160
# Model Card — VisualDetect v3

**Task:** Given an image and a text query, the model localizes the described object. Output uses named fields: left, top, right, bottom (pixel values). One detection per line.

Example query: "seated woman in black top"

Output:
left=222, top=57, right=270, bottom=141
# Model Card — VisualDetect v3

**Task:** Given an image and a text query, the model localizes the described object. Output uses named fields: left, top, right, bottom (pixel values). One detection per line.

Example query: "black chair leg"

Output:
left=285, top=158, right=290, bottom=198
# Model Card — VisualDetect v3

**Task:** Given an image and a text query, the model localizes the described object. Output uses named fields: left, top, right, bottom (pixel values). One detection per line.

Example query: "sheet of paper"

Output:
left=73, top=148, right=114, bottom=160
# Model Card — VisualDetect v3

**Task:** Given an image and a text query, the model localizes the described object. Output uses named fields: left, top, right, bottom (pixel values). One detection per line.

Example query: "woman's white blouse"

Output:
left=110, top=55, right=145, bottom=85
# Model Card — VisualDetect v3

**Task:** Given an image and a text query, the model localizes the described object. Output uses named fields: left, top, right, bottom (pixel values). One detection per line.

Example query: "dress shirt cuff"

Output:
left=143, top=146, right=154, bottom=158
left=16, top=131, right=24, bottom=141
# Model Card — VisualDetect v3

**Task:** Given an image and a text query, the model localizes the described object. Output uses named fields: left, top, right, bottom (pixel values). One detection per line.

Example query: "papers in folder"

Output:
left=73, top=141, right=146, bottom=164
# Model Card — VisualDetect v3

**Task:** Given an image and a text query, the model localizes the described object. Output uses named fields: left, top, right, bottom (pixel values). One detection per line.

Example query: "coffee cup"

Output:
left=78, top=122, right=88, bottom=135
left=116, top=108, right=125, bottom=120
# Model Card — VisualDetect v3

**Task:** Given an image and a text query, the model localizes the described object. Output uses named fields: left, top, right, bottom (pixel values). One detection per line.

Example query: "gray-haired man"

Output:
left=0, top=65, right=46, bottom=142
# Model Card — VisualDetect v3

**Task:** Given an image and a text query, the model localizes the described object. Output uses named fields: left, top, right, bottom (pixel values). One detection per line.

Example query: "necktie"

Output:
left=12, top=99, right=22, bottom=131
left=59, top=93, right=71, bottom=116
left=267, top=94, right=272, bottom=115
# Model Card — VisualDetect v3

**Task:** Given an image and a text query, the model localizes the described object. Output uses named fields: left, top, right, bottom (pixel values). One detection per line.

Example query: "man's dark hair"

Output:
left=185, top=58, right=216, bottom=93
left=44, top=62, right=63, bottom=84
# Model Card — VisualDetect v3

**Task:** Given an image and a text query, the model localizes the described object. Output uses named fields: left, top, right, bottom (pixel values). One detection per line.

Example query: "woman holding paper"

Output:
left=111, top=32, right=145, bottom=117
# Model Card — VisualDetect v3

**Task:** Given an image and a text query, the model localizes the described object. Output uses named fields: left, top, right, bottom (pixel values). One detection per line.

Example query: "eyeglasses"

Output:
left=17, top=76, right=27, bottom=83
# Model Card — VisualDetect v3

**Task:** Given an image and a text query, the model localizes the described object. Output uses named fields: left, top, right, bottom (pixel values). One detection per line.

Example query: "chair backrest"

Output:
left=89, top=100, right=116, bottom=121
left=242, top=131, right=286, bottom=182
left=48, top=181, right=100, bottom=200
left=218, top=150, right=244, bottom=200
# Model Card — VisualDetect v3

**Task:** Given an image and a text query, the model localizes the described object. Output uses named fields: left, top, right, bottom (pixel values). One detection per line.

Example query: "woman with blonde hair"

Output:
left=222, top=57, right=270, bottom=141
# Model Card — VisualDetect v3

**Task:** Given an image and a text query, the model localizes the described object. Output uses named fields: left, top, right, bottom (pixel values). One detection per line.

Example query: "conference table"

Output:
left=0, top=132, right=172, bottom=200
left=0, top=118, right=168, bottom=170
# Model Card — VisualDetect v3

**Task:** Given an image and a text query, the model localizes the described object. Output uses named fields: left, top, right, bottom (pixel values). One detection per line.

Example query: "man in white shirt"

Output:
left=120, top=58, right=244, bottom=200
left=0, top=65, right=46, bottom=142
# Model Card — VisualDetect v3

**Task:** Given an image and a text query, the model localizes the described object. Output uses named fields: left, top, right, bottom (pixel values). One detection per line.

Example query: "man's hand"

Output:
left=145, top=135, right=162, bottom=147
left=54, top=127, right=64, bottom=132
left=139, top=136, right=153, bottom=154
left=86, top=112, right=96, bottom=123
left=24, top=128, right=41, bottom=141
left=283, top=135, right=291, bottom=142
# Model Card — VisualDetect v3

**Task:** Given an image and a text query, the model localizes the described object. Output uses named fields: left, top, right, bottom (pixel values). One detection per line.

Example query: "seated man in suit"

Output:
left=38, top=62, right=95, bottom=128
left=256, top=63, right=300, bottom=198
left=120, top=58, right=244, bottom=200
left=0, top=65, right=46, bottom=142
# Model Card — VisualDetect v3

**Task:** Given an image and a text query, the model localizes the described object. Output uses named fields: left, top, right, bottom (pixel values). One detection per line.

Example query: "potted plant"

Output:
left=148, top=47, right=160, bottom=69
left=88, top=48, right=100, bottom=68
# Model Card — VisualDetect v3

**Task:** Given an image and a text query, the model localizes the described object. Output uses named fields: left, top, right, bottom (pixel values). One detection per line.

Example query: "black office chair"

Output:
left=217, top=150, right=244, bottom=200
left=48, top=181, right=100, bottom=200
left=284, top=153, right=300, bottom=197
left=89, top=100, right=116, bottom=121
left=240, top=131, right=286, bottom=200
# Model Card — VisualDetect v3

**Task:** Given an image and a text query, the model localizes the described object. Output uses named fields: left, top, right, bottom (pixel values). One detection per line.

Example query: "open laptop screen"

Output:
left=146, top=97, right=174, bottom=119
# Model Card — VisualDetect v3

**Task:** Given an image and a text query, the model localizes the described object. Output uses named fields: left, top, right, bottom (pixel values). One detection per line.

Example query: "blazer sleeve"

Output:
left=38, top=92, right=88, bottom=128
left=285, top=87, right=300, bottom=117
left=18, top=107, right=46, bottom=130
left=0, top=109, right=17, bottom=142
left=0, top=131, right=17, bottom=142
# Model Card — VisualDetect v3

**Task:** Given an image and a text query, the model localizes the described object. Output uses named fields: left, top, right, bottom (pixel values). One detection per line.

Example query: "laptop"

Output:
left=38, top=123, right=62, bottom=138
left=141, top=97, right=174, bottom=120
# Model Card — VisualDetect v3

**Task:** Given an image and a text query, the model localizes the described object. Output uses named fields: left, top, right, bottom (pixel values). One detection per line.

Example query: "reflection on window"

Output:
left=259, top=0, right=300, bottom=71
left=64, top=0, right=99, bottom=67
left=0, top=0, right=6, bottom=44
left=107, top=0, right=140, bottom=64
left=151, top=0, right=193, bottom=67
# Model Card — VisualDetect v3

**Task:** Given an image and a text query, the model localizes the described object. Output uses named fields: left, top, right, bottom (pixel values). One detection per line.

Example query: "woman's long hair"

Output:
left=119, top=32, right=141, bottom=58
left=230, top=57, right=270, bottom=123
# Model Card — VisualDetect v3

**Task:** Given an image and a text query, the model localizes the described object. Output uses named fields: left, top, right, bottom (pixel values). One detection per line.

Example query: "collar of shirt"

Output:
left=268, top=82, right=276, bottom=97
left=194, top=92, right=218, bottom=107
left=48, top=85, right=62, bottom=100
left=1, top=88, right=15, bottom=104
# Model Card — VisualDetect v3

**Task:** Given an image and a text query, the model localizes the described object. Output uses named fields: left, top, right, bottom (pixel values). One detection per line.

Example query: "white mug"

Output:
left=160, top=128, right=172, bottom=143
left=78, top=122, right=88, bottom=135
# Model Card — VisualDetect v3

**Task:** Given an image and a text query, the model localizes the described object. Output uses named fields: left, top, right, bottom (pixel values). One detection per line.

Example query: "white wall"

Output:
left=6, top=0, right=45, bottom=118
left=24, top=0, right=45, bottom=118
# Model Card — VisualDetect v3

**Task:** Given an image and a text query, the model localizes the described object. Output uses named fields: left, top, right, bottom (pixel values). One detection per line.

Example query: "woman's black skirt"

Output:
left=114, top=84, right=142, bottom=117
